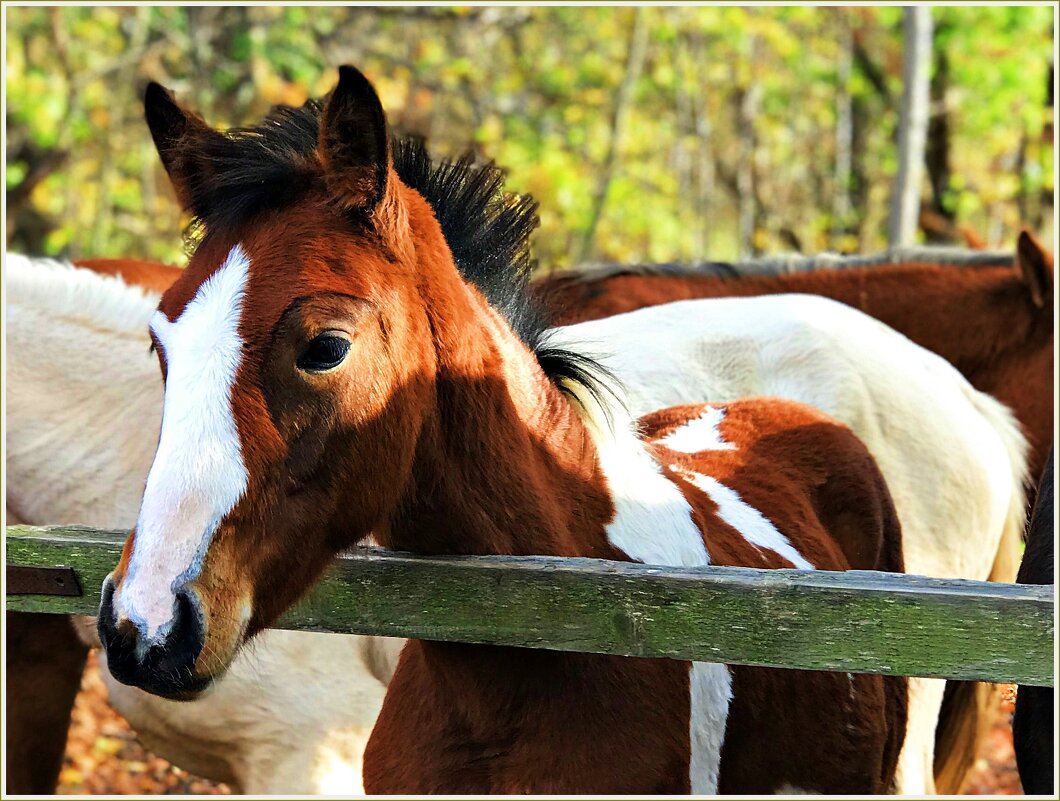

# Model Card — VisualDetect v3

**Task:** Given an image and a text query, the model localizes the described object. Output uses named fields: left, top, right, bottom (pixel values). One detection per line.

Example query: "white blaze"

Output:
left=116, top=245, right=251, bottom=641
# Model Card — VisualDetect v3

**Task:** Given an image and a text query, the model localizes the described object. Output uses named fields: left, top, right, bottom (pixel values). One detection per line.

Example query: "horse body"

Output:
left=550, top=293, right=1025, bottom=585
left=365, top=398, right=907, bottom=794
left=550, top=293, right=1027, bottom=793
left=540, top=243, right=1053, bottom=482
left=93, top=66, right=1027, bottom=795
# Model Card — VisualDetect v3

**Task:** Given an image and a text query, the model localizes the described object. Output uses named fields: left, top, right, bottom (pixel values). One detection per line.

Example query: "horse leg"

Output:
left=1014, top=684, right=1055, bottom=793
left=932, top=495, right=1024, bottom=793
left=894, top=676, right=947, bottom=793
left=5, top=611, right=89, bottom=793
left=1013, top=449, right=1054, bottom=793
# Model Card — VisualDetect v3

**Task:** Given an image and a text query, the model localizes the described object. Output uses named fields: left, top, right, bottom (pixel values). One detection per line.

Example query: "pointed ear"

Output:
left=1017, top=229, right=1053, bottom=309
left=143, top=82, right=226, bottom=213
left=319, top=66, right=392, bottom=211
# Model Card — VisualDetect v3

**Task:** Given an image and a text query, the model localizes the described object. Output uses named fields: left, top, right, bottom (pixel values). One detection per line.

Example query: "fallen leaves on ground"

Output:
left=961, top=683, right=1022, bottom=795
left=59, top=655, right=1023, bottom=794
left=58, top=652, right=230, bottom=795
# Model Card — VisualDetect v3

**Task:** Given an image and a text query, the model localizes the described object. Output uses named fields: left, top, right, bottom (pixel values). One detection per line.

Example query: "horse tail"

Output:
left=933, top=389, right=1029, bottom=794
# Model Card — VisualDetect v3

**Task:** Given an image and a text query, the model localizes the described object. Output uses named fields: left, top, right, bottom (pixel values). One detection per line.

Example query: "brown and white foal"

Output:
left=99, top=66, right=908, bottom=793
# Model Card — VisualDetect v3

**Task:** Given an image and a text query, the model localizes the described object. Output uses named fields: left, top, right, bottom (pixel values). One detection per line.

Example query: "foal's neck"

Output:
left=384, top=275, right=621, bottom=560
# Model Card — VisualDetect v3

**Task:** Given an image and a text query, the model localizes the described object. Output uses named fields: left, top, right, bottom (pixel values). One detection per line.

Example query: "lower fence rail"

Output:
left=5, top=524, right=1055, bottom=686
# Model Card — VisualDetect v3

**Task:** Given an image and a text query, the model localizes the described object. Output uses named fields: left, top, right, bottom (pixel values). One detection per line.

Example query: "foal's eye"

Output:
left=297, top=334, right=351, bottom=372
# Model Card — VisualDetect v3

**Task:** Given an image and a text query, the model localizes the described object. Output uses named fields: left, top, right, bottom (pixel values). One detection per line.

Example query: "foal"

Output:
left=97, top=65, right=909, bottom=793
left=366, top=396, right=909, bottom=793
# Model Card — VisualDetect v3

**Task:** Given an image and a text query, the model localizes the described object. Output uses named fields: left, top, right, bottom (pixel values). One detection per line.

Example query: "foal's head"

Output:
left=97, top=66, right=557, bottom=695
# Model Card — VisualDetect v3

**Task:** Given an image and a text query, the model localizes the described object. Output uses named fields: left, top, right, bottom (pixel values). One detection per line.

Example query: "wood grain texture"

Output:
left=6, top=525, right=1054, bottom=685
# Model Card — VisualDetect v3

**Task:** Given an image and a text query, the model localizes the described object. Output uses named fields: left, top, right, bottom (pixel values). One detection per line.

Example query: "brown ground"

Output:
left=58, top=654, right=1022, bottom=794
left=58, top=653, right=229, bottom=795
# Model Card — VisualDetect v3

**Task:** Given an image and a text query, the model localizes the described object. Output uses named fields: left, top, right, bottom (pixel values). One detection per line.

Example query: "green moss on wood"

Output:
left=5, top=525, right=1054, bottom=685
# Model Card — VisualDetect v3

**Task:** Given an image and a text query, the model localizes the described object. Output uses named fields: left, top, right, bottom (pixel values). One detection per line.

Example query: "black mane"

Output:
left=184, top=98, right=615, bottom=411
left=550, top=247, right=1015, bottom=284
left=391, top=136, right=544, bottom=352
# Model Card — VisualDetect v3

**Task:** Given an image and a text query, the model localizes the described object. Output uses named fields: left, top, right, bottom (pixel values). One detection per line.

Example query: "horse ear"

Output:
left=143, top=82, right=225, bottom=214
left=319, top=65, right=392, bottom=211
left=1016, top=229, right=1053, bottom=309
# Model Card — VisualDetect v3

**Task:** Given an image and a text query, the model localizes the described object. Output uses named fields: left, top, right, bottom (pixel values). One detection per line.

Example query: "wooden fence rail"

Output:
left=5, top=524, right=1055, bottom=686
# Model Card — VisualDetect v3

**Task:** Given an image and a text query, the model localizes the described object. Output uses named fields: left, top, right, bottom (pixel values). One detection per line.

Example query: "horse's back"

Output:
left=73, top=256, right=182, bottom=294
left=554, top=293, right=1024, bottom=582
left=5, top=253, right=162, bottom=526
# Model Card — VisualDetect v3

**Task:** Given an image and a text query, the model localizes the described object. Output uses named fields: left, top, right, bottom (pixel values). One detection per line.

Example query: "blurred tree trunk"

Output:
left=1035, top=61, right=1054, bottom=232
left=888, top=6, right=933, bottom=247
left=832, top=14, right=854, bottom=247
left=923, top=16, right=957, bottom=244
left=5, top=137, right=67, bottom=250
left=575, top=8, right=650, bottom=264
left=736, top=35, right=762, bottom=258
left=690, top=32, right=714, bottom=258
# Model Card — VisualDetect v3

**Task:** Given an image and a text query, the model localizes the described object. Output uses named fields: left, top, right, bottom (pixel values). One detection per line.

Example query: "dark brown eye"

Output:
left=297, top=334, right=350, bottom=372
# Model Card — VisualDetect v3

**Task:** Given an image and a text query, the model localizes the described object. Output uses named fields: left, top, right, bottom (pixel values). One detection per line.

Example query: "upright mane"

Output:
left=5, top=253, right=159, bottom=333
left=175, top=97, right=617, bottom=414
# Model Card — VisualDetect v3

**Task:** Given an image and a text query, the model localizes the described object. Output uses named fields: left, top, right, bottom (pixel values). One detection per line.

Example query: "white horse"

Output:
left=6, top=253, right=1025, bottom=794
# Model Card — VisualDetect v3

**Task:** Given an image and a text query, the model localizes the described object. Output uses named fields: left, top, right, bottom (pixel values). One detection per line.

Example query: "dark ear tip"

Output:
left=143, top=82, right=182, bottom=124
left=144, top=81, right=172, bottom=104
left=334, top=65, right=378, bottom=97
left=337, top=64, right=364, bottom=82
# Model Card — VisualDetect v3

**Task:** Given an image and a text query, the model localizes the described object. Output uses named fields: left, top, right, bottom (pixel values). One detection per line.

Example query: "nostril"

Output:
left=97, top=577, right=118, bottom=645
left=169, top=587, right=205, bottom=667
left=96, top=580, right=209, bottom=696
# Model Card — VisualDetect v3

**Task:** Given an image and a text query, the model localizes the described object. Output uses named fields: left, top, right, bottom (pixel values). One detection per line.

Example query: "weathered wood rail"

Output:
left=6, top=524, right=1055, bottom=686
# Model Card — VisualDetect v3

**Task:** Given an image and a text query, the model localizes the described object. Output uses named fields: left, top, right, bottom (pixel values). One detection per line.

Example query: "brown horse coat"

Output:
left=364, top=399, right=908, bottom=794
left=539, top=234, right=1054, bottom=483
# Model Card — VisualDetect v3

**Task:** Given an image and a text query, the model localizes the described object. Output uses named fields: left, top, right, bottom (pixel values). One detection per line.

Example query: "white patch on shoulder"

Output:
left=677, top=470, right=815, bottom=570
left=115, top=245, right=251, bottom=641
left=559, top=375, right=732, bottom=793
left=656, top=406, right=735, bottom=454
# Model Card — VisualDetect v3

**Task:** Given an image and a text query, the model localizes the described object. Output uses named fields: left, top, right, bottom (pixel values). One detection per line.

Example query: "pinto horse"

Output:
left=94, top=66, right=1027, bottom=794
left=539, top=235, right=1054, bottom=485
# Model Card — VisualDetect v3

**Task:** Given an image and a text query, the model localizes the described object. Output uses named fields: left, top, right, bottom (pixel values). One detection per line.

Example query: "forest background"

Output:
left=4, top=5, right=1055, bottom=269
